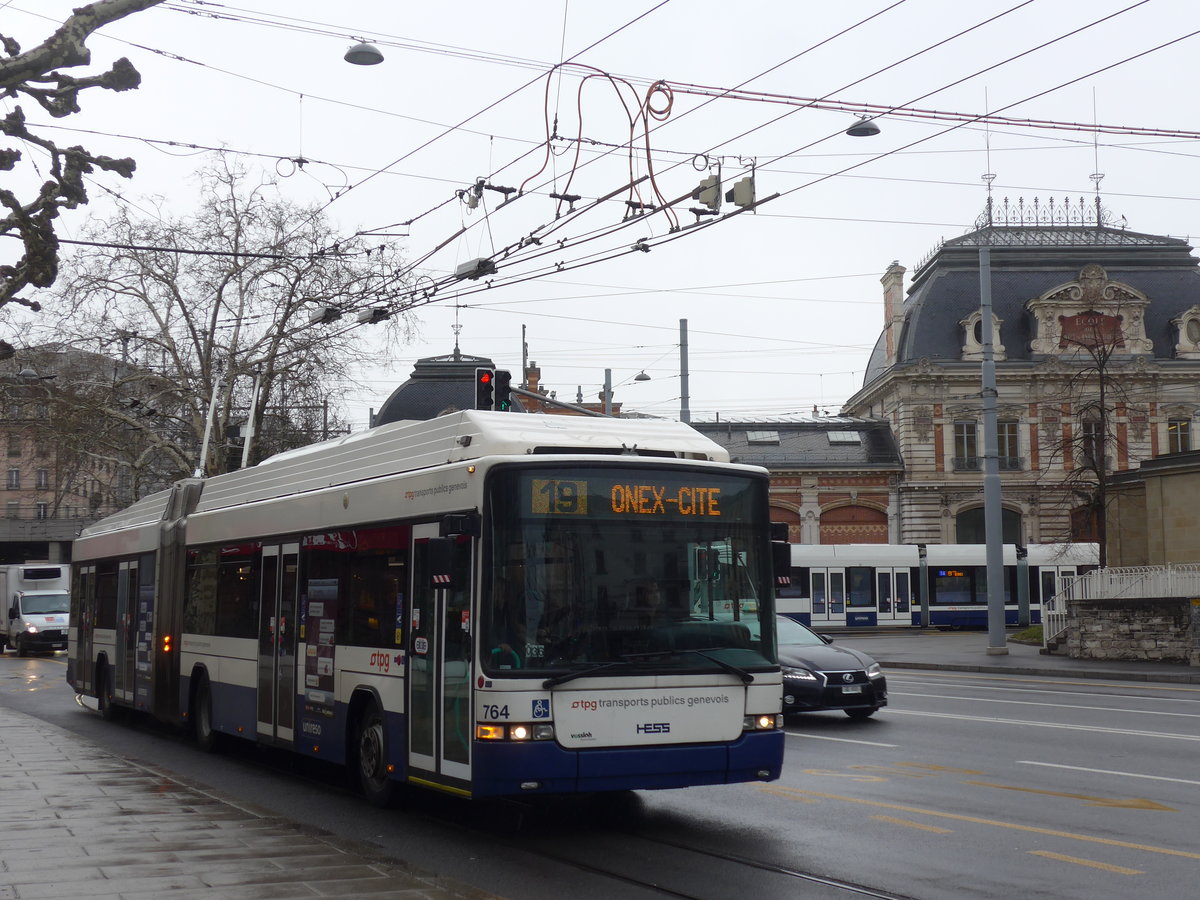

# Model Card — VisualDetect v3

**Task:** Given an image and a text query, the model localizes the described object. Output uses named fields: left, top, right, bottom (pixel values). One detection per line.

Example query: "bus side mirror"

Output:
left=428, top=537, right=462, bottom=591
left=772, top=543, right=791, bottom=585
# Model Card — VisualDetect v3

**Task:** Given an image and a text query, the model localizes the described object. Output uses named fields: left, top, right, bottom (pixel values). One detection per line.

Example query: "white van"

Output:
left=1, top=563, right=70, bottom=656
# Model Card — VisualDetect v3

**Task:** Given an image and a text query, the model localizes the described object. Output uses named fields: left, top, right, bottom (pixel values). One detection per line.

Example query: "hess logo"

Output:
left=636, top=722, right=670, bottom=734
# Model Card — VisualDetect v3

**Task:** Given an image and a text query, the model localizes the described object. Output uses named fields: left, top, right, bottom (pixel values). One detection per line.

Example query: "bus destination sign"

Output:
left=530, top=477, right=723, bottom=518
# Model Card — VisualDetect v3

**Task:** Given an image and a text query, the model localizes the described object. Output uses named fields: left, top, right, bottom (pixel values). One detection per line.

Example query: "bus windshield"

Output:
left=483, top=464, right=776, bottom=676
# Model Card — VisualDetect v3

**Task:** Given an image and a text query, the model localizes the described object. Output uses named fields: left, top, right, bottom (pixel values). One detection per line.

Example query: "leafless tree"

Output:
left=35, top=157, right=414, bottom=482
left=0, top=0, right=165, bottom=345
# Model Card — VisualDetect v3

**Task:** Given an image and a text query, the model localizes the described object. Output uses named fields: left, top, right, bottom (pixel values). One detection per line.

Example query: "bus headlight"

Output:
left=475, top=723, right=556, bottom=742
left=743, top=714, right=782, bottom=731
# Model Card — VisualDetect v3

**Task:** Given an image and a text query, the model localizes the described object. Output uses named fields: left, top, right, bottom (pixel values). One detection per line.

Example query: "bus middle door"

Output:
left=257, top=543, right=299, bottom=746
left=408, top=525, right=472, bottom=792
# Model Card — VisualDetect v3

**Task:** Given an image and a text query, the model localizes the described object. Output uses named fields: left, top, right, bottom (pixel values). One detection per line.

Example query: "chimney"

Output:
left=881, top=261, right=906, bottom=366
left=525, top=361, right=541, bottom=394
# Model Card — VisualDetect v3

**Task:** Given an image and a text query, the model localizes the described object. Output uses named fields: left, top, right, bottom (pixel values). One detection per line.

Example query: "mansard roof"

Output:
left=690, top=417, right=903, bottom=470
left=862, top=211, right=1200, bottom=386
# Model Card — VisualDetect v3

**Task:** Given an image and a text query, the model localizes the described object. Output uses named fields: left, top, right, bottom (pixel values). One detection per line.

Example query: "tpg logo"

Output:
left=636, top=722, right=670, bottom=734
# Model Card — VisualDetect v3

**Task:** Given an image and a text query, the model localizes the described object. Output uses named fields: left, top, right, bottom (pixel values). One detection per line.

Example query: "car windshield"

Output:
left=484, top=463, right=777, bottom=676
left=776, top=615, right=828, bottom=648
left=20, top=593, right=69, bottom=615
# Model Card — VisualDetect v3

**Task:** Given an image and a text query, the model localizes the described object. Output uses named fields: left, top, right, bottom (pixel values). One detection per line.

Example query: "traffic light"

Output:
left=724, top=176, right=755, bottom=208
left=493, top=369, right=512, bottom=411
left=474, top=367, right=494, bottom=410
left=692, top=174, right=721, bottom=210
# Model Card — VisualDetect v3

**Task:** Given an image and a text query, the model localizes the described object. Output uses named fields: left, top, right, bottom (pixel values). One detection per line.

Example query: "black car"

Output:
left=777, top=615, right=887, bottom=719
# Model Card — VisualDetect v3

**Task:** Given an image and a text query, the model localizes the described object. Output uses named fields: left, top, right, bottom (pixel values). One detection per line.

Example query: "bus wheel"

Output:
left=193, top=676, right=220, bottom=752
left=356, top=705, right=398, bottom=808
left=97, top=668, right=117, bottom=721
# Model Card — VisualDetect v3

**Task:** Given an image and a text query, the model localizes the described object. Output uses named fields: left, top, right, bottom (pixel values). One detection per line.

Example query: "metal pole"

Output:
left=679, top=318, right=690, bottom=424
left=603, top=368, right=612, bottom=417
left=918, top=544, right=930, bottom=628
left=1016, top=545, right=1030, bottom=627
left=980, top=246, right=1008, bottom=655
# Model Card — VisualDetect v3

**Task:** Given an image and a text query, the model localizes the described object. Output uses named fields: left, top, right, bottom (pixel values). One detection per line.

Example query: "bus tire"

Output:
left=356, top=704, right=398, bottom=808
left=193, top=675, right=220, bottom=753
left=97, top=666, right=117, bottom=721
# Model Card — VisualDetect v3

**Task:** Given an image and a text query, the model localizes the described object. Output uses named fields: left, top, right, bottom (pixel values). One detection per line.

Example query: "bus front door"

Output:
left=408, top=526, right=472, bottom=791
left=257, top=543, right=299, bottom=746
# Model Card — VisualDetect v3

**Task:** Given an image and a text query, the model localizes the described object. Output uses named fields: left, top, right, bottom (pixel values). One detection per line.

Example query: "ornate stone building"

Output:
left=843, top=198, right=1200, bottom=548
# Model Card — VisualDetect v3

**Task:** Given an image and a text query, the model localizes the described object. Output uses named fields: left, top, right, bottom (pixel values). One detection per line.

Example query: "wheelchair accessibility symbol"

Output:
left=532, top=699, right=550, bottom=719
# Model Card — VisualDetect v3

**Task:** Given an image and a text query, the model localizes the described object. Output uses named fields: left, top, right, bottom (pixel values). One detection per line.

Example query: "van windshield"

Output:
left=20, top=593, right=69, bottom=615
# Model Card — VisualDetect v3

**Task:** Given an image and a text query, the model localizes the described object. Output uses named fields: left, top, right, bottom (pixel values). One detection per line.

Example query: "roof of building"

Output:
left=374, top=350, right=497, bottom=424
left=862, top=218, right=1200, bottom=387
left=689, top=418, right=903, bottom=469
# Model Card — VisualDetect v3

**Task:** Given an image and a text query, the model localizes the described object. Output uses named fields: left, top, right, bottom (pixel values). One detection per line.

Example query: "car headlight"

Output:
left=782, top=665, right=818, bottom=681
left=24, top=624, right=39, bottom=634
left=866, top=663, right=883, bottom=679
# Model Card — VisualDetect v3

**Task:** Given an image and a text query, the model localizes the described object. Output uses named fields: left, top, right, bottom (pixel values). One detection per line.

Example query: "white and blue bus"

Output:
left=778, top=542, right=1098, bottom=629
left=67, top=411, right=785, bottom=804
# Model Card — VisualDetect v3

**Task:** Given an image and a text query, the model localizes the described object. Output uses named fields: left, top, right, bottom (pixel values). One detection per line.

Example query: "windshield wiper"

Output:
left=676, top=647, right=755, bottom=684
left=616, top=647, right=756, bottom=684
left=542, top=660, right=630, bottom=689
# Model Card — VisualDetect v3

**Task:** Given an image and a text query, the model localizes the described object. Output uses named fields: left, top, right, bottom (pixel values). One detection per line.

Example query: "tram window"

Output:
left=812, top=572, right=826, bottom=614
left=184, top=548, right=218, bottom=636
left=931, top=568, right=971, bottom=605
left=895, top=571, right=911, bottom=612
left=847, top=567, right=873, bottom=607
left=877, top=572, right=892, bottom=612
left=1040, top=569, right=1057, bottom=604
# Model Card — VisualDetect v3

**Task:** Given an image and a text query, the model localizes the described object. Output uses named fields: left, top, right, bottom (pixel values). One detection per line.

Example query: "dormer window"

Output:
left=959, top=310, right=1006, bottom=361
left=1027, top=264, right=1152, bottom=357
left=1171, top=305, right=1200, bottom=359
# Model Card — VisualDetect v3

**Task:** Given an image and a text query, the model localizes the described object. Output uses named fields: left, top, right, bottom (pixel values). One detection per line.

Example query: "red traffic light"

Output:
left=478, top=371, right=492, bottom=384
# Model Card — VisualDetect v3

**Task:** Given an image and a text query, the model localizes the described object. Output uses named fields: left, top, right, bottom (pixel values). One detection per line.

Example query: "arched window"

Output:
left=955, top=507, right=1022, bottom=544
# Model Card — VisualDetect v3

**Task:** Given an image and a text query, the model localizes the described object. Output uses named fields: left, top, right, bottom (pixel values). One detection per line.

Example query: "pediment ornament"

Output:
left=1026, top=264, right=1152, bottom=356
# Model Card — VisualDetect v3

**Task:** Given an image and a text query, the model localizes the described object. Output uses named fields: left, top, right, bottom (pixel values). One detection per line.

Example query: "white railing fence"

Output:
left=1042, top=563, right=1200, bottom=649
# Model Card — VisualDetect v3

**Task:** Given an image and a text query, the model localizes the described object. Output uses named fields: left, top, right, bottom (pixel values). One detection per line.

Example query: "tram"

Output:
left=66, top=410, right=785, bottom=803
left=778, top=542, right=1099, bottom=629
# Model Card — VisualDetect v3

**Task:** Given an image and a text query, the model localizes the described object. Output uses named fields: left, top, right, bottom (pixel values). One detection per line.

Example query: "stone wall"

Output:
left=1066, top=597, right=1198, bottom=665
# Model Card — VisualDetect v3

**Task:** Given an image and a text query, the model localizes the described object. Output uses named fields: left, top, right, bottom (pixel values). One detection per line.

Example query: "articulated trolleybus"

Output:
left=68, top=411, right=784, bottom=803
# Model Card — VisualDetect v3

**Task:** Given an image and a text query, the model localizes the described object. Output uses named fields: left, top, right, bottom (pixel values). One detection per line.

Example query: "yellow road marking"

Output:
left=962, top=780, right=1176, bottom=811
left=871, top=815, right=953, bottom=834
left=1029, top=850, right=1143, bottom=875
left=800, top=768, right=887, bottom=782
left=758, top=785, right=1200, bottom=860
left=895, top=763, right=987, bottom=775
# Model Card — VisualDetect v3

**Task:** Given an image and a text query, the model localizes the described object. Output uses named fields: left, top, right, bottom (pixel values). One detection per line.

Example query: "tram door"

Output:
left=257, top=543, right=298, bottom=745
left=407, top=526, right=472, bottom=786
left=875, top=569, right=912, bottom=624
left=809, top=569, right=847, bottom=626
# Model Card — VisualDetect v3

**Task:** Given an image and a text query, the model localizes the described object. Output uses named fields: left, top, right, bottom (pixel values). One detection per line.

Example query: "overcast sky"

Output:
left=6, top=0, right=1200, bottom=428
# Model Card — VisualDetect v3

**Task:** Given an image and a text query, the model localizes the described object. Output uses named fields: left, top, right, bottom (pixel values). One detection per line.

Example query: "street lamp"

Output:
left=344, top=42, right=384, bottom=66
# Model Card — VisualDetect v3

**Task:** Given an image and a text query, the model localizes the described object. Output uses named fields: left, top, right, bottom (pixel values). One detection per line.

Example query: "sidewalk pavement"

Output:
left=823, top=627, right=1200, bottom=684
left=0, top=706, right=493, bottom=900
